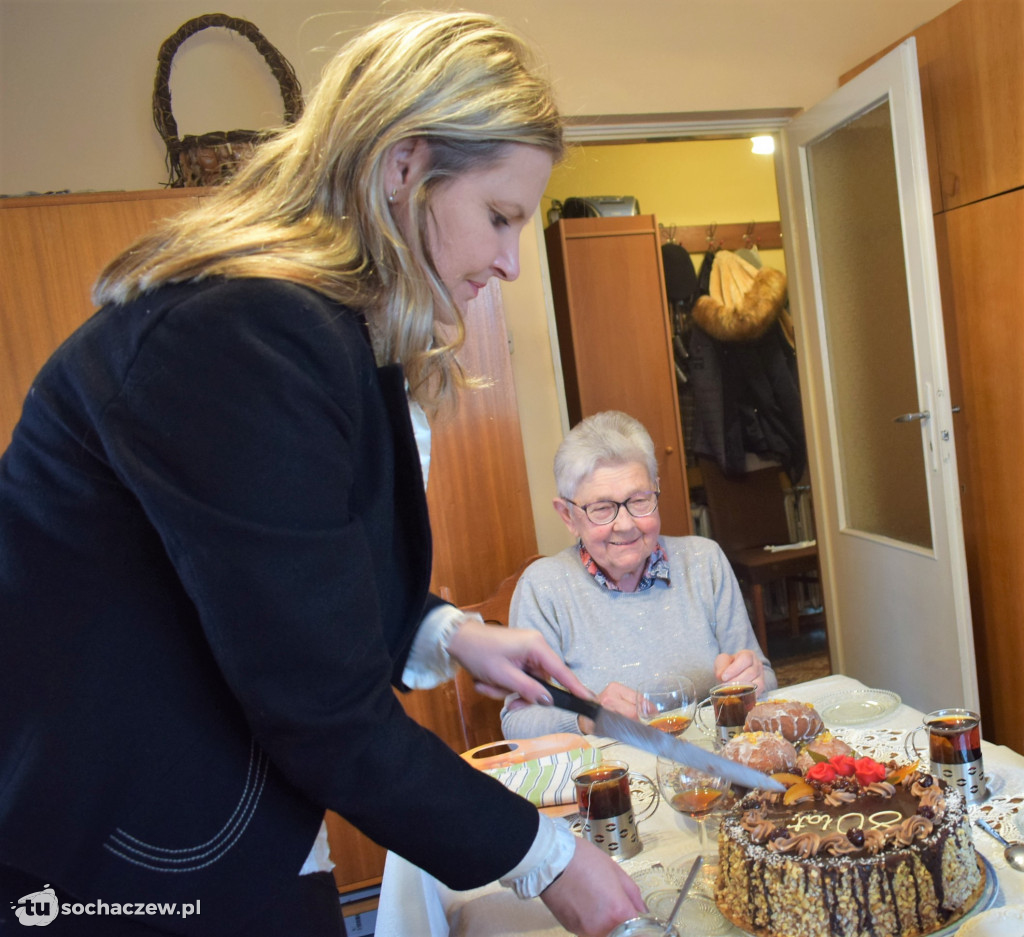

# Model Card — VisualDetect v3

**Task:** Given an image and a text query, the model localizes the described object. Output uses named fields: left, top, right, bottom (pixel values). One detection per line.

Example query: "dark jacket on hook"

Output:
left=688, top=251, right=807, bottom=482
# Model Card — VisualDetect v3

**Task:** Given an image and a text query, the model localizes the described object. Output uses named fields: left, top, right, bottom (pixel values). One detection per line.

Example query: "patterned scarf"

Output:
left=578, top=541, right=670, bottom=592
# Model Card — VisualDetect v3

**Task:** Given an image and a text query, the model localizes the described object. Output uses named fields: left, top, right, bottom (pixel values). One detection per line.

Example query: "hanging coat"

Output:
left=687, top=251, right=806, bottom=483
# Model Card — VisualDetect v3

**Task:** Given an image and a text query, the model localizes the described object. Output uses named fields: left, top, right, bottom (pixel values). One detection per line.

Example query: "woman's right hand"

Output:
left=576, top=681, right=638, bottom=735
left=540, top=838, right=646, bottom=936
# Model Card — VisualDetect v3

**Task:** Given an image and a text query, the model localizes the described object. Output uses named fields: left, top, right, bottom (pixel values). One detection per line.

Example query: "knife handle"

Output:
left=538, top=680, right=601, bottom=720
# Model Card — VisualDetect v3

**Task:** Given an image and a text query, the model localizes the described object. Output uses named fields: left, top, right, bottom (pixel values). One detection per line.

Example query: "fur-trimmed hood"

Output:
left=692, top=250, right=789, bottom=343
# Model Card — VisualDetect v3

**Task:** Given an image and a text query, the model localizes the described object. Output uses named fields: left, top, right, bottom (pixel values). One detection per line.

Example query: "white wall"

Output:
left=1, top=0, right=961, bottom=196
left=0, top=0, right=961, bottom=555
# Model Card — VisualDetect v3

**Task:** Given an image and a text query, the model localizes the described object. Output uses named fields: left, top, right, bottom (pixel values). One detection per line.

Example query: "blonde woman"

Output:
left=0, top=13, right=642, bottom=937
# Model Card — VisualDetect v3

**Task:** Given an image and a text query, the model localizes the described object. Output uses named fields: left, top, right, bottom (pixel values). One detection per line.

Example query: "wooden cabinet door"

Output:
left=0, top=190, right=205, bottom=447
left=844, top=0, right=1024, bottom=213
left=545, top=215, right=691, bottom=536
left=924, top=0, right=1024, bottom=210
left=934, top=188, right=1024, bottom=754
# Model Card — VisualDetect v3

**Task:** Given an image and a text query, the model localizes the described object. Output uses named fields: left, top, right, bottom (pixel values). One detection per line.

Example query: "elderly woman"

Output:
left=502, top=410, right=777, bottom=740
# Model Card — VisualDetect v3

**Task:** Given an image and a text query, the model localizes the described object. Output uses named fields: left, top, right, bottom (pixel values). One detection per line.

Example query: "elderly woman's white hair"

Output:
left=554, top=411, right=659, bottom=500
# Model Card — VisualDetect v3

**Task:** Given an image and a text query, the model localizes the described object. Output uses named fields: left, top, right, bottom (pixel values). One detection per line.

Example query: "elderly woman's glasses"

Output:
left=565, top=491, right=660, bottom=525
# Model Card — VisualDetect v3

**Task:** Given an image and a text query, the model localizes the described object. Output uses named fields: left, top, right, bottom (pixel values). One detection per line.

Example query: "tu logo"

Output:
left=12, top=886, right=58, bottom=926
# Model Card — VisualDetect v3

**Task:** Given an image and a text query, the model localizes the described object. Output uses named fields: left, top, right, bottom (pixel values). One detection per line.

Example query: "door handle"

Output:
left=893, top=410, right=930, bottom=423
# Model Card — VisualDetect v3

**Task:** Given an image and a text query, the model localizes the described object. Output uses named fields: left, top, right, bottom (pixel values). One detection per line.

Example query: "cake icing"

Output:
left=715, top=755, right=983, bottom=937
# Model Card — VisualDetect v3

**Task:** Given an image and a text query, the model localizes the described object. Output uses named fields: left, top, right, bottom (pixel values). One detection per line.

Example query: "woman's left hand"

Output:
left=714, top=649, right=767, bottom=694
left=446, top=618, right=591, bottom=705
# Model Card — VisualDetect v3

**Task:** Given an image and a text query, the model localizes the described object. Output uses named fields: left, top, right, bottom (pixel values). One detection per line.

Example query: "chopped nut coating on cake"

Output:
left=714, top=758, right=983, bottom=937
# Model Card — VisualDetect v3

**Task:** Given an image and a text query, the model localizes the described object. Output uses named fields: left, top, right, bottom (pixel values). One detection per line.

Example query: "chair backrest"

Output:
left=453, top=554, right=543, bottom=750
left=698, top=458, right=791, bottom=552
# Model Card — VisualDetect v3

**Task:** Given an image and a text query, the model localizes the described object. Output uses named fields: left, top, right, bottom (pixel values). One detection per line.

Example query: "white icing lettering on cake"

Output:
left=790, top=809, right=903, bottom=835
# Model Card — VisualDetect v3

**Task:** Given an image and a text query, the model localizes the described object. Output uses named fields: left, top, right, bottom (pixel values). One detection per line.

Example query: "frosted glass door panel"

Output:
left=806, top=100, right=932, bottom=549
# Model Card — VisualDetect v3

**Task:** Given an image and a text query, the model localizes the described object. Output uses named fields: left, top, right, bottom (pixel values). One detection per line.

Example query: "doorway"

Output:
left=542, top=131, right=829, bottom=685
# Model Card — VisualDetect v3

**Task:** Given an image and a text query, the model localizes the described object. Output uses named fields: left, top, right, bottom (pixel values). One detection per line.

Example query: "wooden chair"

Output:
left=697, top=458, right=819, bottom=652
left=450, top=554, right=544, bottom=751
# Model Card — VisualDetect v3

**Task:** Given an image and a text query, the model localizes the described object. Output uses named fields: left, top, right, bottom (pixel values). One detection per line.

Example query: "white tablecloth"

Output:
left=376, top=674, right=1024, bottom=936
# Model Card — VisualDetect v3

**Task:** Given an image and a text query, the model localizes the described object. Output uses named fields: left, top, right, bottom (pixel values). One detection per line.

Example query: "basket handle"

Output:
left=152, top=13, right=303, bottom=147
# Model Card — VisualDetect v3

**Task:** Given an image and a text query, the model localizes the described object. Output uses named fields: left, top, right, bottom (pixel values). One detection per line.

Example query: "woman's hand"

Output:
left=540, top=838, right=646, bottom=937
left=446, top=618, right=591, bottom=704
left=714, top=649, right=767, bottom=694
left=575, top=681, right=637, bottom=734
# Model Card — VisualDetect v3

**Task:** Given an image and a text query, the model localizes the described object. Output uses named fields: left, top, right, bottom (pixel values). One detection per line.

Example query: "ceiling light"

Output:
left=751, top=135, right=775, bottom=155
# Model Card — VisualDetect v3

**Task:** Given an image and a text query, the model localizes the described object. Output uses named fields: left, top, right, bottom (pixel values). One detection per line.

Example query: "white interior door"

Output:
left=780, top=38, right=978, bottom=713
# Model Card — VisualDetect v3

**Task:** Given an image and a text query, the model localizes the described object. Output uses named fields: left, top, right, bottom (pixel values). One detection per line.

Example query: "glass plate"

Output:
left=733, top=854, right=996, bottom=937
left=647, top=892, right=736, bottom=936
left=957, top=905, right=1024, bottom=937
left=817, top=688, right=902, bottom=726
left=634, top=860, right=738, bottom=936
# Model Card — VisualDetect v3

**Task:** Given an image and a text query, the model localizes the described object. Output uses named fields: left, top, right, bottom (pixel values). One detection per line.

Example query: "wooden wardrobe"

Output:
left=544, top=214, right=692, bottom=535
left=844, top=0, right=1024, bottom=753
left=0, top=188, right=538, bottom=893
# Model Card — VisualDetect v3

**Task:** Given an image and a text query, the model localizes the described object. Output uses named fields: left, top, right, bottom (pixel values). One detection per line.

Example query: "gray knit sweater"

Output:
left=500, top=536, right=777, bottom=739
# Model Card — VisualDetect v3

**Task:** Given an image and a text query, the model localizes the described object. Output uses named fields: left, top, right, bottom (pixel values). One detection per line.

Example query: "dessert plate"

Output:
left=817, top=688, right=901, bottom=726
left=956, top=905, right=1024, bottom=937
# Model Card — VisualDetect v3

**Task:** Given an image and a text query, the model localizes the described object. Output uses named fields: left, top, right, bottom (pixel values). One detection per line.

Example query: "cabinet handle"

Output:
left=665, top=446, right=675, bottom=455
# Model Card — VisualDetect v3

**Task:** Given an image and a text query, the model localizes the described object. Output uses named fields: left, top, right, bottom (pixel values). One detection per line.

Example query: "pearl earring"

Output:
left=388, top=188, right=397, bottom=203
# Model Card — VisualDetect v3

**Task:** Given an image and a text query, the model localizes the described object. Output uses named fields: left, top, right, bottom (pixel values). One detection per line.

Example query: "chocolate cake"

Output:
left=714, top=757, right=983, bottom=937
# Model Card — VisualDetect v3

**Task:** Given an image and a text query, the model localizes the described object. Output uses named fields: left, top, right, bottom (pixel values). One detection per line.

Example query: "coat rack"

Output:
left=659, top=220, right=783, bottom=253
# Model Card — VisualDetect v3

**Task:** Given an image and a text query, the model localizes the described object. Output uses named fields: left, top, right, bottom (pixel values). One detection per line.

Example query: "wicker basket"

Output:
left=152, top=13, right=303, bottom=188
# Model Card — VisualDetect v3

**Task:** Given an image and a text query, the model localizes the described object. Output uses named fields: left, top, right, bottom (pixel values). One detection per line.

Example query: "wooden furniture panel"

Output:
left=934, top=190, right=1024, bottom=754
left=544, top=215, right=692, bottom=536
left=924, top=0, right=1024, bottom=210
left=0, top=190, right=204, bottom=446
left=842, top=0, right=1024, bottom=213
left=426, top=279, right=538, bottom=608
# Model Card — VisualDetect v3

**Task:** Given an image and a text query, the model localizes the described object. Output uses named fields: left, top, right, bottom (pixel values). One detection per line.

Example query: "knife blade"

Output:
left=540, top=680, right=785, bottom=793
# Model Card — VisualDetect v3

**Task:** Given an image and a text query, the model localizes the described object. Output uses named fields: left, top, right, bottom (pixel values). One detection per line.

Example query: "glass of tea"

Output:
left=572, top=760, right=656, bottom=860
left=904, top=708, right=988, bottom=805
left=636, top=674, right=697, bottom=738
left=695, top=682, right=757, bottom=746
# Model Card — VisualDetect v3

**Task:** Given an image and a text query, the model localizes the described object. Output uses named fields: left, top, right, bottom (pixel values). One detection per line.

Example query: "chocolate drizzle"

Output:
left=716, top=767, right=982, bottom=937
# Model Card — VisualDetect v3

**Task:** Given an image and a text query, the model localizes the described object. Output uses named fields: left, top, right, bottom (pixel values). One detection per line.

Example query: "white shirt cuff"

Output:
left=402, top=605, right=482, bottom=690
left=498, top=814, right=576, bottom=899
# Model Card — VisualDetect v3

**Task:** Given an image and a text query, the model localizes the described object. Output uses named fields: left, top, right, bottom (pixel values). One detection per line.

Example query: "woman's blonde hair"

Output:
left=94, top=11, right=564, bottom=409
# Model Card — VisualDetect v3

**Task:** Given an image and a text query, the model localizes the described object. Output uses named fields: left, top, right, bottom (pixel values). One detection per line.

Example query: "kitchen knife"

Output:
left=540, top=681, right=786, bottom=793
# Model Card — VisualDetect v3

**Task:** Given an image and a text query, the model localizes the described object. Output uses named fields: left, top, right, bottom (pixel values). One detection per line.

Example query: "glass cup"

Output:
left=656, top=740, right=732, bottom=897
left=572, top=760, right=657, bottom=860
left=694, top=682, right=757, bottom=746
left=636, top=674, right=697, bottom=738
left=904, top=708, right=988, bottom=805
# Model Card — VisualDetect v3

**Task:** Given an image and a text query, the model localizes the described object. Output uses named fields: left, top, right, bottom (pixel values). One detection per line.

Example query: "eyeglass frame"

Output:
left=563, top=490, right=661, bottom=526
